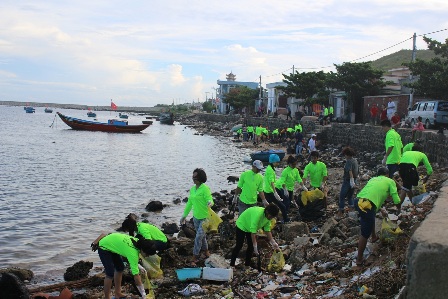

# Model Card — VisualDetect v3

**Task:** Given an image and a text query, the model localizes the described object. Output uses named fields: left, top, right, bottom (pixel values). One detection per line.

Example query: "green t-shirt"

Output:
left=137, top=222, right=167, bottom=243
left=303, top=161, right=328, bottom=188
left=287, top=128, right=294, bottom=133
left=272, top=129, right=279, bottom=135
left=402, top=143, right=414, bottom=153
left=237, top=128, right=242, bottom=134
left=99, top=233, right=140, bottom=275
left=385, top=129, right=403, bottom=164
left=400, top=151, right=433, bottom=175
left=236, top=207, right=272, bottom=233
left=262, top=128, right=269, bottom=135
left=263, top=165, right=277, bottom=193
left=329, top=106, right=333, bottom=114
left=237, top=169, right=264, bottom=205
left=324, top=108, right=328, bottom=116
left=256, top=126, right=263, bottom=136
left=275, top=166, right=302, bottom=191
left=294, top=124, right=302, bottom=132
left=247, top=126, right=254, bottom=133
left=183, top=183, right=213, bottom=220
left=357, top=176, right=400, bottom=211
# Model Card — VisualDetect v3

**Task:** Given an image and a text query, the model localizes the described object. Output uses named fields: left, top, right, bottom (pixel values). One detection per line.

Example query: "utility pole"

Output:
left=409, top=32, right=417, bottom=108
left=292, top=65, right=295, bottom=74
left=259, top=75, right=262, bottom=110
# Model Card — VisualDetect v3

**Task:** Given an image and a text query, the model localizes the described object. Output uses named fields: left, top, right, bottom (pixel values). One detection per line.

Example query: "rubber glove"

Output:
left=382, top=156, right=387, bottom=165
left=232, top=194, right=239, bottom=204
left=269, top=239, right=280, bottom=251
left=302, top=185, right=308, bottom=191
left=138, top=264, right=147, bottom=275
left=90, top=243, right=99, bottom=252
left=253, top=244, right=259, bottom=255
left=137, top=284, right=147, bottom=299
left=350, top=178, right=355, bottom=188
left=283, top=188, right=289, bottom=198
left=180, top=217, right=186, bottom=225
left=274, top=192, right=282, bottom=202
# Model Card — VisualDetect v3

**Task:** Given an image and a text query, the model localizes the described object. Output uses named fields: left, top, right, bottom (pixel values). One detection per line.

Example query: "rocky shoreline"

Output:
left=2, top=114, right=447, bottom=299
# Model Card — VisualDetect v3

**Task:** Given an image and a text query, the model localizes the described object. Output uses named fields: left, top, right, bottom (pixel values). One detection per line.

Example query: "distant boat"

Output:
left=25, top=107, right=35, bottom=113
left=45, top=107, right=53, bottom=113
left=87, top=111, right=96, bottom=117
left=250, top=149, right=286, bottom=162
left=57, top=112, right=150, bottom=133
left=119, top=113, right=129, bottom=119
left=142, top=120, right=153, bottom=125
left=159, top=112, right=174, bottom=125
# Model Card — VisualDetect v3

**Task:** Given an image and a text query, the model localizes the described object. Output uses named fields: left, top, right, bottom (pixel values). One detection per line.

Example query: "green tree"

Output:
left=327, top=62, right=386, bottom=111
left=224, top=86, right=259, bottom=110
left=278, top=71, right=329, bottom=104
left=202, top=101, right=214, bottom=113
left=404, top=37, right=448, bottom=100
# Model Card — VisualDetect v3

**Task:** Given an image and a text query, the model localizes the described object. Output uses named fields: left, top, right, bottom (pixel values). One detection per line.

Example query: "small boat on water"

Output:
left=142, top=120, right=153, bottom=125
left=25, top=107, right=35, bottom=113
left=45, top=107, right=53, bottom=113
left=87, top=111, right=96, bottom=117
left=250, top=149, right=286, bottom=162
left=57, top=112, right=150, bottom=133
left=119, top=113, right=129, bottom=119
left=159, top=112, right=174, bottom=125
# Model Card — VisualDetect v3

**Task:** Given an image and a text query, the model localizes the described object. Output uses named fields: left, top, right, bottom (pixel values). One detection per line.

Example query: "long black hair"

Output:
left=121, top=216, right=138, bottom=236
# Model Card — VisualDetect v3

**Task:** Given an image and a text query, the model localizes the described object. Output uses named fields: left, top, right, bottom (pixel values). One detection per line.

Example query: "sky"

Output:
left=0, top=0, right=447, bottom=107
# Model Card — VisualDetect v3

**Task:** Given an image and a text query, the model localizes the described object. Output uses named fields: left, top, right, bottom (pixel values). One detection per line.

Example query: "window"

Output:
left=418, top=103, right=424, bottom=111
left=411, top=103, right=419, bottom=111
left=438, top=102, right=448, bottom=112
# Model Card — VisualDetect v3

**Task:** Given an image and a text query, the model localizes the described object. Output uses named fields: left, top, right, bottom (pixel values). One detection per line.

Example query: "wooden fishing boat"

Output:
left=45, top=107, right=53, bottom=113
left=57, top=112, right=150, bottom=133
left=87, top=111, right=96, bottom=117
left=119, top=113, right=129, bottom=119
left=25, top=107, right=35, bottom=113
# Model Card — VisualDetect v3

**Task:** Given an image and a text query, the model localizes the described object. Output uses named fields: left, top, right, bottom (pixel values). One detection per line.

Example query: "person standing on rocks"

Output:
left=302, top=151, right=328, bottom=191
left=263, top=154, right=289, bottom=223
left=91, top=232, right=156, bottom=299
left=247, top=124, right=254, bottom=141
left=233, top=160, right=268, bottom=214
left=354, top=167, right=400, bottom=267
left=275, top=155, right=308, bottom=211
left=381, top=119, right=403, bottom=178
left=230, top=204, right=280, bottom=268
left=180, top=168, right=214, bottom=266
left=337, top=147, right=359, bottom=219
left=121, top=214, right=169, bottom=253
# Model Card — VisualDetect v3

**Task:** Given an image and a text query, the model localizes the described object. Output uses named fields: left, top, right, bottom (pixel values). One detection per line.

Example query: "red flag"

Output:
left=111, top=100, right=117, bottom=110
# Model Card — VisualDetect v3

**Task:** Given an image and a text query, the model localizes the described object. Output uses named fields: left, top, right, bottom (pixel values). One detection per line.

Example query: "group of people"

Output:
left=91, top=118, right=434, bottom=298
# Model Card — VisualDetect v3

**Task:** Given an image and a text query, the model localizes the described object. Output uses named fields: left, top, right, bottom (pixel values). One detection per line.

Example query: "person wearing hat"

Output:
left=180, top=168, right=214, bottom=266
left=91, top=232, right=156, bottom=299
left=308, top=134, right=317, bottom=153
left=230, top=204, right=280, bottom=268
left=121, top=214, right=168, bottom=253
left=263, top=154, right=289, bottom=223
left=303, top=151, right=328, bottom=190
left=233, top=160, right=268, bottom=214
left=354, top=167, right=400, bottom=267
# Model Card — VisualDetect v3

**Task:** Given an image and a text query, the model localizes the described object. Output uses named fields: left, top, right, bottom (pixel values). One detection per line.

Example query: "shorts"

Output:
left=354, top=198, right=376, bottom=239
left=98, top=248, right=125, bottom=278
left=399, top=163, right=419, bottom=191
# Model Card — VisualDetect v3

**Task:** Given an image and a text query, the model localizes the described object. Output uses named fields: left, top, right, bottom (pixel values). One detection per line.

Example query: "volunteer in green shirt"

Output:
left=354, top=167, right=400, bottom=267
left=180, top=168, right=214, bottom=265
left=271, top=128, right=279, bottom=143
left=234, top=160, right=268, bottom=214
left=91, top=232, right=155, bottom=299
left=230, top=204, right=280, bottom=267
left=381, top=119, right=403, bottom=177
left=286, top=127, right=294, bottom=138
left=275, top=155, right=308, bottom=212
left=294, top=123, right=302, bottom=133
left=247, top=125, right=254, bottom=141
left=236, top=128, right=242, bottom=140
left=121, top=214, right=169, bottom=253
left=262, top=127, right=269, bottom=142
left=398, top=144, right=432, bottom=203
left=264, top=154, right=289, bottom=222
left=402, top=139, right=422, bottom=153
left=329, top=104, right=334, bottom=121
left=303, top=151, right=328, bottom=189
left=323, top=105, right=329, bottom=125
left=255, top=124, right=263, bottom=144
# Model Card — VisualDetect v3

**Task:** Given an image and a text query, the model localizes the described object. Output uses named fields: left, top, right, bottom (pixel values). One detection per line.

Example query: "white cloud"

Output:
left=0, top=0, right=447, bottom=106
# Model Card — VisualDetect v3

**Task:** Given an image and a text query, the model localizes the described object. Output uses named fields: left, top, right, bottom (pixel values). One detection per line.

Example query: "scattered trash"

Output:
left=178, top=283, right=205, bottom=296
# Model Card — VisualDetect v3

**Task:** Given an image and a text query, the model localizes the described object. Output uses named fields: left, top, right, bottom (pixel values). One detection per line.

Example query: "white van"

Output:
left=406, top=100, right=448, bottom=129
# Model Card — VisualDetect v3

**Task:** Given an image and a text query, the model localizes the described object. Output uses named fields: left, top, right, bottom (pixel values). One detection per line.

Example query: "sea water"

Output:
left=0, top=106, right=251, bottom=282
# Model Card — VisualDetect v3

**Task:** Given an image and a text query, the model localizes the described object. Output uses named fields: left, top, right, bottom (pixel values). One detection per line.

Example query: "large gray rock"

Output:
left=406, top=182, right=448, bottom=298
left=280, top=222, right=309, bottom=240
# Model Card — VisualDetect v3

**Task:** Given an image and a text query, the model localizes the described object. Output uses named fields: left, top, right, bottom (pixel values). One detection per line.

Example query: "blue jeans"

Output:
left=296, top=143, right=303, bottom=156
left=339, top=180, right=355, bottom=211
left=193, top=217, right=208, bottom=256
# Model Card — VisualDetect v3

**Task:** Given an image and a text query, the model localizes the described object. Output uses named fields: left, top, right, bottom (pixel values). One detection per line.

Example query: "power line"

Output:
left=258, top=28, right=448, bottom=79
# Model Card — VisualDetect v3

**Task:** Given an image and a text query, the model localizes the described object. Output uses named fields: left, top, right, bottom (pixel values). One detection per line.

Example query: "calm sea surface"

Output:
left=0, top=106, right=250, bottom=282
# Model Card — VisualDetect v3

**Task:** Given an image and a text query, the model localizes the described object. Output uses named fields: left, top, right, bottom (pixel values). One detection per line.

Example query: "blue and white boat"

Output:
left=250, top=149, right=286, bottom=162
